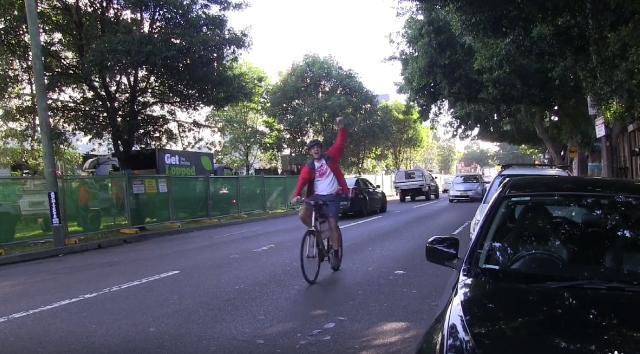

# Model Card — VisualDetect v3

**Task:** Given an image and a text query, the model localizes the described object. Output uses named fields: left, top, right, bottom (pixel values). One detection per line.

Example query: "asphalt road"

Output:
left=0, top=196, right=479, bottom=353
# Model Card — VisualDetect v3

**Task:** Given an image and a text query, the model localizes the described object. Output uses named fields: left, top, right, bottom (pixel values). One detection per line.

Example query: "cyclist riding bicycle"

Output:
left=291, top=117, right=348, bottom=260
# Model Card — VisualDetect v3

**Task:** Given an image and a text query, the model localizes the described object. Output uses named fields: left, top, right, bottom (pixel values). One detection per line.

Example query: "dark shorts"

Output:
left=309, top=194, right=342, bottom=219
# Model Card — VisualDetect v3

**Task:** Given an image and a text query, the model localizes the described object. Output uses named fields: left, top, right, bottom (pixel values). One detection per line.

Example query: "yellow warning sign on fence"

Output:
left=145, top=179, right=158, bottom=193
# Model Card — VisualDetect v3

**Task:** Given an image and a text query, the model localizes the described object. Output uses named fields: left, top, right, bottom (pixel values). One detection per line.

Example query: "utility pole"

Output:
left=24, top=0, right=65, bottom=247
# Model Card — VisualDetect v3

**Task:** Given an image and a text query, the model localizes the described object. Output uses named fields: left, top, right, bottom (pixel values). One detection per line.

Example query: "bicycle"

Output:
left=300, top=199, right=343, bottom=284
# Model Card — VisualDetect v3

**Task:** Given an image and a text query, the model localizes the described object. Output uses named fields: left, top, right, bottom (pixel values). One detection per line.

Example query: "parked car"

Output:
left=394, top=168, right=440, bottom=202
left=442, top=176, right=453, bottom=193
left=469, top=164, right=572, bottom=238
left=448, top=174, right=485, bottom=202
left=340, top=177, right=387, bottom=216
left=419, top=176, right=640, bottom=354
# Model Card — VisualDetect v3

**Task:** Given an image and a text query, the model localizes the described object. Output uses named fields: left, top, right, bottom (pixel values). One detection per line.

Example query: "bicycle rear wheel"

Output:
left=300, top=230, right=321, bottom=284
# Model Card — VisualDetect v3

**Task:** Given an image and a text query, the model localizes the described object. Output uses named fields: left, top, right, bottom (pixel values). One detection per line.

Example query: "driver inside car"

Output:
left=507, top=204, right=568, bottom=265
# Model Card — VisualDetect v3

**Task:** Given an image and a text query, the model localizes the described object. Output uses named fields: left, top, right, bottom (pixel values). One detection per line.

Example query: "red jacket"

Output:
left=294, top=128, right=349, bottom=197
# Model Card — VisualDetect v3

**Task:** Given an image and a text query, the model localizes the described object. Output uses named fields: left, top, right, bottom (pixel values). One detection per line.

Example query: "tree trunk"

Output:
left=245, top=150, right=250, bottom=175
left=533, top=114, right=563, bottom=165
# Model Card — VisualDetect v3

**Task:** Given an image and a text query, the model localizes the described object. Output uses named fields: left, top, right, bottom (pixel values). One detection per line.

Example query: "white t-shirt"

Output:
left=314, top=159, right=338, bottom=195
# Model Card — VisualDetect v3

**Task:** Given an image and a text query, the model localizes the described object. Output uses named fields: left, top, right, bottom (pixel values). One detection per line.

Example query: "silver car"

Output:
left=469, top=164, right=572, bottom=239
left=448, top=174, right=485, bottom=202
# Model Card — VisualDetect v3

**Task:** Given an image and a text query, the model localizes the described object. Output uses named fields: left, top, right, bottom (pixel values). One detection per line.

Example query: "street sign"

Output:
left=587, top=96, right=599, bottom=116
left=47, top=191, right=61, bottom=226
left=132, top=179, right=145, bottom=194
left=595, top=117, right=606, bottom=138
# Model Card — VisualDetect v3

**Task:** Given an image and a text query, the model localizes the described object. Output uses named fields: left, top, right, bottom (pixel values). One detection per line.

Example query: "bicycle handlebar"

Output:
left=304, top=199, right=329, bottom=206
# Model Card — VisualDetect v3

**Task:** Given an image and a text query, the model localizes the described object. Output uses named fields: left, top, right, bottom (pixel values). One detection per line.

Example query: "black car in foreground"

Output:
left=340, top=177, right=387, bottom=216
left=419, top=176, right=640, bottom=354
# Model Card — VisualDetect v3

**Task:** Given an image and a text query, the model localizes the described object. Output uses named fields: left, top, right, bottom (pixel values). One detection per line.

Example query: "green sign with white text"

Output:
left=156, top=149, right=214, bottom=176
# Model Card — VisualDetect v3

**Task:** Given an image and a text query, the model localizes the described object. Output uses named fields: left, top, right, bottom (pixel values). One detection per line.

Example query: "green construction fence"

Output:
left=0, top=175, right=299, bottom=246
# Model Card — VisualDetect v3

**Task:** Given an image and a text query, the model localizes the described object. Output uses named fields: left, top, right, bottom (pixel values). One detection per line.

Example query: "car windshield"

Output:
left=406, top=170, right=423, bottom=179
left=476, top=195, right=640, bottom=283
left=454, top=175, right=481, bottom=183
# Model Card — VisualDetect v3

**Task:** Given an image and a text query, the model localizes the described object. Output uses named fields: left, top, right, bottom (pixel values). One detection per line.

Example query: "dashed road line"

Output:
left=221, top=228, right=258, bottom=237
left=452, top=221, right=471, bottom=235
left=0, top=271, right=180, bottom=324
left=412, top=201, right=439, bottom=208
left=340, top=216, right=383, bottom=229
left=253, top=244, right=276, bottom=252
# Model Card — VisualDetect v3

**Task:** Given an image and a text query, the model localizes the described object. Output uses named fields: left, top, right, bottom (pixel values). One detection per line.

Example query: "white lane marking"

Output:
left=253, top=244, right=276, bottom=252
left=340, top=216, right=383, bottom=229
left=221, top=228, right=258, bottom=237
left=0, top=271, right=180, bottom=324
left=393, top=211, right=401, bottom=213
left=452, top=221, right=471, bottom=235
left=412, top=201, right=439, bottom=209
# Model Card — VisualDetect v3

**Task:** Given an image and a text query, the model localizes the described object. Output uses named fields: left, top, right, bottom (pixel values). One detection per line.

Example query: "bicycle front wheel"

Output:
left=300, top=230, right=321, bottom=284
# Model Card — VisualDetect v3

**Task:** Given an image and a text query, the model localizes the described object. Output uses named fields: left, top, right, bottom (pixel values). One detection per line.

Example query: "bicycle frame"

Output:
left=307, top=202, right=327, bottom=231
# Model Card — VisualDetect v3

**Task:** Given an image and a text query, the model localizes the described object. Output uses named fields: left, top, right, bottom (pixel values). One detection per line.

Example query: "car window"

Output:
left=481, top=172, right=569, bottom=205
left=454, top=175, right=482, bottom=183
left=406, top=170, right=423, bottom=180
left=346, top=178, right=357, bottom=188
left=482, top=175, right=506, bottom=204
left=361, top=179, right=375, bottom=189
left=476, top=195, right=640, bottom=283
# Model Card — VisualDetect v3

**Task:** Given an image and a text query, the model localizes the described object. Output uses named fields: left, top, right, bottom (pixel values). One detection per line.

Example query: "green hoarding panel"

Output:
left=210, top=177, right=239, bottom=217
left=238, top=176, right=264, bottom=213
left=63, top=176, right=129, bottom=234
left=264, top=177, right=287, bottom=211
left=0, top=178, right=53, bottom=244
left=128, top=176, right=170, bottom=226
left=170, top=177, right=208, bottom=220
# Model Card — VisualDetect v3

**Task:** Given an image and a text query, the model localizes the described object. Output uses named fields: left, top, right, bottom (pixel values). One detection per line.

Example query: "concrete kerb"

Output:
left=0, top=209, right=299, bottom=267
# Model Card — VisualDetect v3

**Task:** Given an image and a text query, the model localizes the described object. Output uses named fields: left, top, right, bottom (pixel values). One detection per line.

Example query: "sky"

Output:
left=227, top=0, right=407, bottom=101
left=226, top=2, right=476, bottom=151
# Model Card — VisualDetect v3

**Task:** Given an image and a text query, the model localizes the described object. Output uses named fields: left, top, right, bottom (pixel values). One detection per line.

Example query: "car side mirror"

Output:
left=375, top=185, right=380, bottom=189
left=425, top=236, right=459, bottom=269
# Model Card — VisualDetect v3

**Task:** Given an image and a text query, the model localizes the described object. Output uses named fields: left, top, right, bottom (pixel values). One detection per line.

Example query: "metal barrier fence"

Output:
left=353, top=174, right=396, bottom=196
left=0, top=175, right=299, bottom=247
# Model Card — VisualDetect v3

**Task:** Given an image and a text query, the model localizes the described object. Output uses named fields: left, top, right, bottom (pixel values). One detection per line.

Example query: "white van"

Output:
left=394, top=168, right=440, bottom=202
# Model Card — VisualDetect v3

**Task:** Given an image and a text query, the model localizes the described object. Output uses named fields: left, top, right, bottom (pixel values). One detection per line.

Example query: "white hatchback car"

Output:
left=469, top=164, right=571, bottom=239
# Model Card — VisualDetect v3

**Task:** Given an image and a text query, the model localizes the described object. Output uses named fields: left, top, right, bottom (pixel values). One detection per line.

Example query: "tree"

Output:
left=436, top=141, right=458, bottom=174
left=460, top=141, right=495, bottom=168
left=378, top=102, right=427, bottom=171
left=208, top=63, right=271, bottom=175
left=0, top=144, right=82, bottom=175
left=268, top=54, right=381, bottom=173
left=397, top=1, right=597, bottom=164
left=0, top=0, right=73, bottom=172
left=0, top=0, right=250, bottom=169
left=493, top=143, right=542, bottom=165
